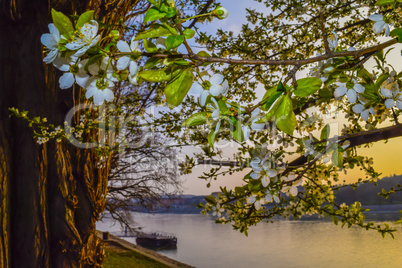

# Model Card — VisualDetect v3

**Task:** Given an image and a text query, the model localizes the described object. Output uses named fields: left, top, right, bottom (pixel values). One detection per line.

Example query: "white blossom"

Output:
left=116, top=36, right=140, bottom=85
left=198, top=74, right=229, bottom=106
left=66, top=20, right=100, bottom=57
left=250, top=158, right=278, bottom=187
left=334, top=82, right=364, bottom=103
left=243, top=108, right=265, bottom=141
left=53, top=56, right=90, bottom=89
left=328, top=31, right=338, bottom=51
left=369, top=14, right=392, bottom=37
left=41, top=23, right=61, bottom=64
left=380, top=83, right=402, bottom=110
left=352, top=100, right=375, bottom=121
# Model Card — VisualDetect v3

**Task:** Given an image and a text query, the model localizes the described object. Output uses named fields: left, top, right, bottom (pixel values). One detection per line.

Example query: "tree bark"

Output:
left=0, top=0, right=107, bottom=267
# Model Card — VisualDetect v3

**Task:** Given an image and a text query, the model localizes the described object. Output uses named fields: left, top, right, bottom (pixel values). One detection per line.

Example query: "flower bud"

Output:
left=108, top=30, right=120, bottom=40
left=212, top=6, right=229, bottom=20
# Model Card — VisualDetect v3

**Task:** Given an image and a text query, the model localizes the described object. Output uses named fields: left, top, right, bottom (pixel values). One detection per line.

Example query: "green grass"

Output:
left=103, top=248, right=171, bottom=268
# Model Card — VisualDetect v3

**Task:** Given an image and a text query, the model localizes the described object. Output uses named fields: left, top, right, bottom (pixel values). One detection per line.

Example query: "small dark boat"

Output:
left=136, top=232, right=177, bottom=248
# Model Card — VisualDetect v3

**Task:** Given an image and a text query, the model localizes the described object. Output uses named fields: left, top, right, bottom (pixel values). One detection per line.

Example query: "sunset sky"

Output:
left=178, top=0, right=402, bottom=195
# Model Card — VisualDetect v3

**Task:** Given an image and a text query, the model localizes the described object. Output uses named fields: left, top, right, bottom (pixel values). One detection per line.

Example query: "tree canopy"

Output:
left=17, top=0, right=402, bottom=243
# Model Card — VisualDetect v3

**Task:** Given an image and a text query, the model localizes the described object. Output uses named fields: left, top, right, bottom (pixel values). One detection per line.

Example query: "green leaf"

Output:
left=332, top=150, right=343, bottom=167
left=76, top=10, right=94, bottom=30
left=277, top=81, right=286, bottom=92
left=261, top=86, right=278, bottom=105
left=165, top=6, right=177, bottom=18
left=143, top=39, right=158, bottom=53
left=375, top=73, right=389, bottom=89
left=51, top=9, right=74, bottom=38
left=183, top=28, right=195, bottom=39
left=205, top=195, right=217, bottom=205
left=375, top=0, right=396, bottom=5
left=320, top=124, right=330, bottom=140
left=208, top=130, right=217, bottom=148
left=294, top=77, right=322, bottom=97
left=248, top=180, right=262, bottom=192
left=229, top=118, right=244, bottom=142
left=390, top=28, right=402, bottom=43
left=138, top=67, right=181, bottom=82
left=160, top=21, right=178, bottom=35
left=165, top=35, right=185, bottom=50
left=332, top=216, right=339, bottom=225
left=144, top=57, right=162, bottom=69
left=164, top=69, right=194, bottom=108
left=134, top=24, right=172, bottom=40
left=183, top=112, right=208, bottom=127
left=144, top=7, right=166, bottom=22
left=357, top=67, right=374, bottom=85
left=256, top=94, right=284, bottom=123
left=264, top=91, right=283, bottom=111
left=146, top=0, right=159, bottom=7
left=275, top=95, right=296, bottom=135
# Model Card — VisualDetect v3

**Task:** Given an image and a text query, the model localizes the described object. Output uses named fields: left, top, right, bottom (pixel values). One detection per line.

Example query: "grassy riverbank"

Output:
left=103, top=240, right=170, bottom=268
left=99, top=232, right=194, bottom=268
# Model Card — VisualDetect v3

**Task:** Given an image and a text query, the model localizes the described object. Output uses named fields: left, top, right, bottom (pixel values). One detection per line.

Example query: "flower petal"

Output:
left=251, top=122, right=264, bottom=131
left=214, top=120, right=221, bottom=133
left=289, top=186, right=298, bottom=196
left=381, top=87, right=393, bottom=98
left=242, top=125, right=250, bottom=141
left=48, top=23, right=60, bottom=43
left=128, top=73, right=138, bottom=85
left=82, top=20, right=98, bottom=40
left=334, top=85, right=347, bottom=98
left=361, top=110, right=369, bottom=121
left=346, top=89, right=357, bottom=103
left=199, top=90, right=209, bottom=106
left=93, top=90, right=105, bottom=105
left=254, top=201, right=261, bottom=210
left=384, top=99, right=395, bottom=108
left=262, top=176, right=270, bottom=187
left=384, top=24, right=390, bottom=37
left=129, top=61, right=138, bottom=75
left=211, top=109, right=220, bottom=120
left=130, top=40, right=139, bottom=51
left=189, top=82, right=203, bottom=95
left=90, top=35, right=100, bottom=48
left=75, top=73, right=90, bottom=88
left=373, top=21, right=385, bottom=34
left=74, top=46, right=89, bottom=57
left=65, top=40, right=84, bottom=51
left=59, top=72, right=75, bottom=89
left=396, top=99, right=402, bottom=110
left=209, top=85, right=224, bottom=96
left=352, top=104, right=364, bottom=114
left=369, top=14, right=383, bottom=22
left=102, top=88, right=114, bottom=102
left=353, top=83, right=365, bottom=93
left=43, top=49, right=58, bottom=64
left=52, top=57, right=70, bottom=71
left=116, top=40, right=131, bottom=53
left=210, top=74, right=224, bottom=86
left=116, top=56, right=130, bottom=70
left=41, top=33, right=57, bottom=49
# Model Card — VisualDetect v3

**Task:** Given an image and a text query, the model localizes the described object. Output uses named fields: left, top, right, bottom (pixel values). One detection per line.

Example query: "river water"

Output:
left=97, top=212, right=402, bottom=268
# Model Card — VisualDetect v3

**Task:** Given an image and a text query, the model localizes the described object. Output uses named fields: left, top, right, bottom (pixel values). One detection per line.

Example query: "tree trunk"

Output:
left=0, top=0, right=108, bottom=267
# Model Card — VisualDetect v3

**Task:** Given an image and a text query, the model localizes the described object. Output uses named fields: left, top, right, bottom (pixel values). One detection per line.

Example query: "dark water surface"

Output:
left=97, top=212, right=402, bottom=268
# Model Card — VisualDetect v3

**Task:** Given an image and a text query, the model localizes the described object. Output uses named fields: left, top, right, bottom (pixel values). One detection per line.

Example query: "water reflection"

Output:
left=97, top=213, right=402, bottom=268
